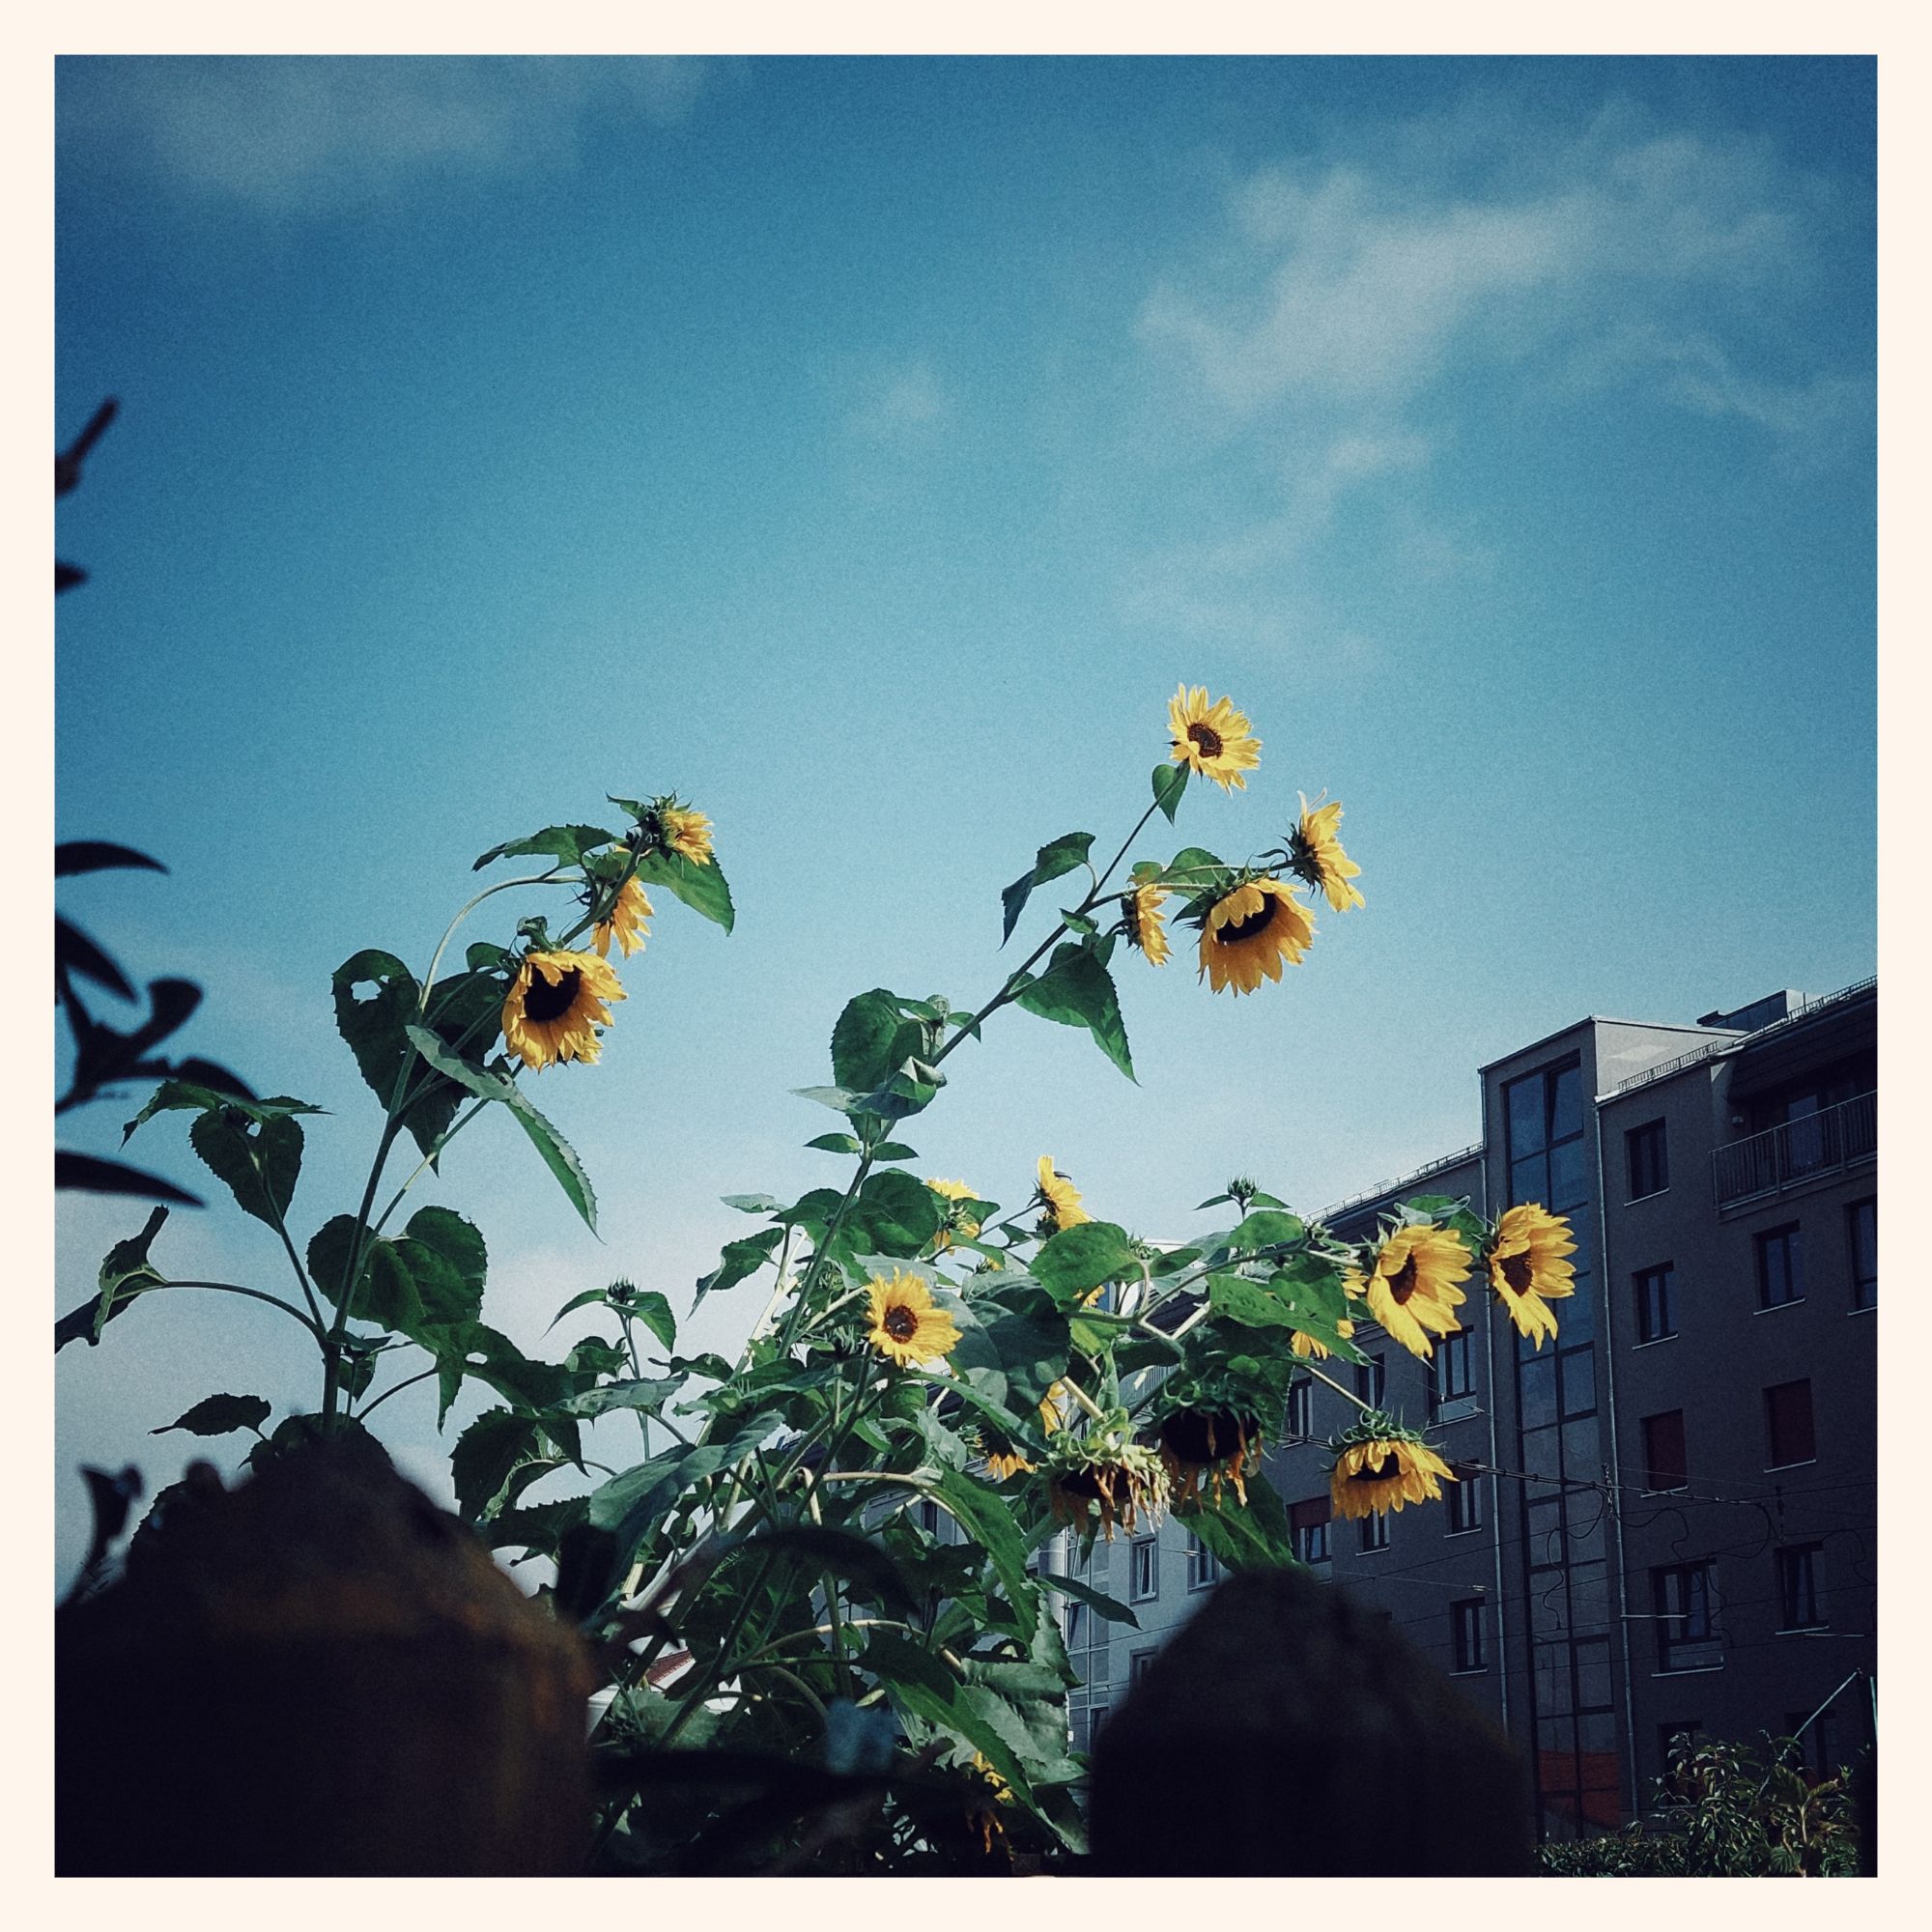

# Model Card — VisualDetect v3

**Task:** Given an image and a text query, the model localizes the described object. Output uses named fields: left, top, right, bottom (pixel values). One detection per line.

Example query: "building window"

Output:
left=1086, top=1706, right=1108, bottom=1747
left=1128, top=1535, right=1159, bottom=1603
left=1634, top=1263, right=1676, bottom=1343
left=1776, top=1544, right=1826, bottom=1632
left=1653, top=1562, right=1721, bottom=1671
left=1451, top=1600, right=1487, bottom=1672
left=1286, top=1378, right=1313, bottom=1441
left=1291, top=1497, right=1331, bottom=1566
left=1355, top=1353, right=1386, bottom=1409
left=1064, top=1600, right=1085, bottom=1647
left=1627, top=1119, right=1669, bottom=1200
left=1185, top=1531, right=1220, bottom=1591
left=1756, top=1223, right=1804, bottom=1309
left=1431, top=1326, right=1475, bottom=1411
left=917, top=1498, right=940, bottom=1536
left=1445, top=1463, right=1484, bottom=1534
left=1128, top=1648, right=1157, bottom=1689
left=1640, top=1409, right=1688, bottom=1493
left=1765, top=1379, right=1816, bottom=1468
left=1849, top=1199, right=1876, bottom=1310
left=1357, top=1508, right=1389, bottom=1552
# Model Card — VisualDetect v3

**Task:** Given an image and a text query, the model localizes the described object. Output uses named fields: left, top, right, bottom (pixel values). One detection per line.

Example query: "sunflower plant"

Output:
left=60, top=684, right=1579, bottom=1874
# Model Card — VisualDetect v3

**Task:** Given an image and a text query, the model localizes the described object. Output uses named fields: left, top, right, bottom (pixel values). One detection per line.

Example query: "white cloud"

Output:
left=59, top=56, right=707, bottom=210
left=844, top=358, right=956, bottom=446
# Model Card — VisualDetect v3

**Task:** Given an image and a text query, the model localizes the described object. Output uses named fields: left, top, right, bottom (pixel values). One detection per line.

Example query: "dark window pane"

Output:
left=1778, top=1544, right=1824, bottom=1630
left=1627, top=1120, right=1668, bottom=1198
left=1520, top=1353, right=1558, bottom=1430
left=1549, top=1137, right=1587, bottom=1210
left=1549, top=1064, right=1583, bottom=1145
left=1558, top=1272, right=1596, bottom=1344
left=1756, top=1224, right=1804, bottom=1308
left=1526, top=1495, right=1564, bottom=1568
left=1534, top=1642, right=1574, bottom=1714
left=1562, top=1415, right=1600, bottom=1476
left=1642, top=1409, right=1687, bottom=1492
left=1521, top=1425, right=1562, bottom=1482
left=1850, top=1199, right=1877, bottom=1310
left=1766, top=1379, right=1816, bottom=1466
left=1636, top=1264, right=1675, bottom=1343
left=1510, top=1155, right=1546, bottom=1208
left=1447, top=1464, right=1484, bottom=1534
left=1559, top=1348, right=1598, bottom=1418
left=1571, top=1563, right=1611, bottom=1639
left=1575, top=1634, right=1613, bottom=1709
left=1507, top=1073, right=1547, bottom=1158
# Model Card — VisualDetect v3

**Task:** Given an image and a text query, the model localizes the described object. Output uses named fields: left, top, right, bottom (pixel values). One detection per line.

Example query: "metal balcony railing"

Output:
left=1712, top=1091, right=1876, bottom=1206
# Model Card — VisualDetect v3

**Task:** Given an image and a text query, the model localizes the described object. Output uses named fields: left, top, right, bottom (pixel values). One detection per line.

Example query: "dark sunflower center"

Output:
left=1187, top=722, right=1224, bottom=758
left=1160, top=1409, right=1243, bottom=1465
left=883, top=1305, right=920, bottom=1342
left=523, top=967, right=583, bottom=1025
left=1218, top=897, right=1277, bottom=945
left=1499, top=1252, right=1535, bottom=1294
left=1351, top=1454, right=1403, bottom=1486
left=1387, top=1255, right=1420, bottom=1304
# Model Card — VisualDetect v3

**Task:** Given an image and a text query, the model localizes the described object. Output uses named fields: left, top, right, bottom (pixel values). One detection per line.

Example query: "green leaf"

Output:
left=185, top=1109, right=304, bottom=1231
left=843, top=1170, right=943, bottom=1259
left=1151, top=760, right=1188, bottom=823
left=1179, top=1478, right=1299, bottom=1573
left=721, top=1192, right=782, bottom=1213
left=1046, top=1573, right=1141, bottom=1627
left=79, top=1206, right=171, bottom=1347
left=626, top=1289, right=677, bottom=1353
left=805, top=1132, right=864, bottom=1154
left=1204, top=1272, right=1301, bottom=1331
left=634, top=845, right=734, bottom=932
left=152, top=1393, right=270, bottom=1438
left=1000, top=832, right=1094, bottom=946
left=1032, top=1220, right=1139, bottom=1307
left=1158, top=845, right=1233, bottom=897
left=1228, top=1208, right=1306, bottom=1253
left=465, top=941, right=510, bottom=972
left=928, top=1464, right=1036, bottom=1621
left=331, top=950, right=421, bottom=1113
left=471, top=824, right=615, bottom=871
left=557, top=1377, right=682, bottom=1419
left=711, top=1524, right=920, bottom=1616
left=793, top=1084, right=866, bottom=1115
left=831, top=989, right=912, bottom=1094
left=587, top=1411, right=785, bottom=1568
left=1011, top=942, right=1134, bottom=1080
left=694, top=1225, right=784, bottom=1305
left=54, top=1151, right=203, bottom=1207
left=122, top=1082, right=324, bottom=1143
left=398, top=1206, right=488, bottom=1323
left=452, top=1407, right=542, bottom=1520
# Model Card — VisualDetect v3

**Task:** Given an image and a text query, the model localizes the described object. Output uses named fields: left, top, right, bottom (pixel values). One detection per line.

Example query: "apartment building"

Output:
left=1064, top=979, right=1877, bottom=1842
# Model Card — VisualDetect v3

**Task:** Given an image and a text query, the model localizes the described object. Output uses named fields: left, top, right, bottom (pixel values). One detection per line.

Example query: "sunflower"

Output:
left=865, top=1269, right=962, bottom=1368
left=1328, top=1426, right=1457, bottom=1520
left=591, top=873, right=653, bottom=960
left=500, top=949, right=627, bottom=1070
left=1290, top=1316, right=1355, bottom=1361
left=1168, top=684, right=1262, bottom=791
left=1197, top=877, right=1316, bottom=995
left=925, top=1178, right=982, bottom=1251
left=980, top=1435, right=1033, bottom=1482
left=1157, top=1405, right=1264, bottom=1508
left=660, top=804, right=714, bottom=867
left=1287, top=795, right=1365, bottom=913
left=1487, top=1203, right=1577, bottom=1349
left=1356, top=1224, right=1472, bottom=1361
left=1122, top=882, right=1172, bottom=967
left=968, top=1753, right=1015, bottom=1858
left=1043, top=1414, right=1167, bottom=1542
left=1033, top=1156, right=1092, bottom=1235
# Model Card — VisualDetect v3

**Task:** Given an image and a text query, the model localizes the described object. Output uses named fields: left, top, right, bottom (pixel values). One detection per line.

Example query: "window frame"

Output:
left=1184, top=1530, right=1220, bottom=1592
left=1286, top=1378, right=1314, bottom=1441
left=1848, top=1198, right=1877, bottom=1311
left=1357, top=1507, right=1390, bottom=1553
left=1291, top=1496, right=1331, bottom=1566
left=1128, top=1533, right=1160, bottom=1603
left=1355, top=1352, right=1386, bottom=1410
left=1445, top=1463, right=1485, bottom=1535
left=1451, top=1599, right=1488, bottom=1673
left=1626, top=1118, right=1669, bottom=1200
left=1764, top=1378, right=1817, bottom=1470
left=1653, top=1561, right=1722, bottom=1672
left=1776, top=1543, right=1827, bottom=1634
left=1639, top=1408, right=1689, bottom=1494
left=1755, top=1222, right=1805, bottom=1311
left=1634, top=1262, right=1676, bottom=1344
left=1430, top=1324, right=1476, bottom=1412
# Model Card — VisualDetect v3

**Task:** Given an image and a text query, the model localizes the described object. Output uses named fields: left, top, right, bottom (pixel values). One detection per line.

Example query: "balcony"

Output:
left=1712, top=1091, right=1876, bottom=1207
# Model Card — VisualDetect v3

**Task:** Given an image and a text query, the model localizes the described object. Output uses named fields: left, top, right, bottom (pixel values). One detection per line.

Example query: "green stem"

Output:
left=368, top=1095, right=493, bottom=1239
left=418, top=870, right=566, bottom=1008
left=118, top=1278, right=324, bottom=1341
left=355, top=1364, right=439, bottom=1421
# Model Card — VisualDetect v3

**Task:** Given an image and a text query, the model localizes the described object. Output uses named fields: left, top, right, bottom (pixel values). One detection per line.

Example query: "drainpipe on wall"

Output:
left=1480, top=1078, right=1510, bottom=1743
left=1593, top=1069, right=1642, bottom=1824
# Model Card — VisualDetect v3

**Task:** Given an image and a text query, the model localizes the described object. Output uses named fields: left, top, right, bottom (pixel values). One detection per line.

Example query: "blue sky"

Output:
left=53, top=55, right=1875, bottom=1578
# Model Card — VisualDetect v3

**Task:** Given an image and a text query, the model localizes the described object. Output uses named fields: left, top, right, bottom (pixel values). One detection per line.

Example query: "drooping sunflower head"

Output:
left=1360, top=1222, right=1472, bottom=1361
left=1286, top=793, right=1365, bottom=913
left=865, top=1269, right=963, bottom=1369
left=1121, top=881, right=1172, bottom=967
left=1327, top=1416, right=1456, bottom=1520
left=978, top=1422, right=1033, bottom=1482
left=660, top=804, right=714, bottom=867
left=1487, top=1203, right=1577, bottom=1349
left=1196, top=876, right=1316, bottom=996
left=1167, top=684, right=1262, bottom=791
left=1042, top=1412, right=1167, bottom=1543
left=500, top=948, right=628, bottom=1070
left=1155, top=1405, right=1265, bottom=1509
left=591, top=872, right=654, bottom=960
left=1032, top=1155, right=1092, bottom=1236
left=925, top=1178, right=983, bottom=1251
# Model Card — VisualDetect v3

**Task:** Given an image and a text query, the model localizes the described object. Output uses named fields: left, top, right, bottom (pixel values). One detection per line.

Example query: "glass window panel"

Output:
left=1577, top=1710, right=1618, bottom=1754
left=1537, top=1588, right=1572, bottom=1638
left=1510, top=1155, right=1546, bottom=1208
left=1548, top=1136, right=1587, bottom=1210
left=1538, top=1715, right=1577, bottom=1753
left=1549, top=1064, right=1583, bottom=1144
left=1535, top=1642, right=1575, bottom=1715
left=1575, top=1637, right=1613, bottom=1711
left=1562, top=1415, right=1601, bottom=1476
left=1570, top=1561, right=1610, bottom=1635
left=1521, top=1425, right=1562, bottom=1481
left=1507, top=1074, right=1547, bottom=1157
left=1526, top=1496, right=1564, bottom=1568
left=1564, top=1503, right=1607, bottom=1567
left=1520, top=1354, right=1558, bottom=1430
left=1559, top=1348, right=1598, bottom=1418
left=1559, top=1278, right=1596, bottom=1345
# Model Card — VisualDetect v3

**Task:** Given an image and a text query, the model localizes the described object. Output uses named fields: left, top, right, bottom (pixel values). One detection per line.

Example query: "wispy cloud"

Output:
left=1121, top=103, right=1869, bottom=647
left=58, top=56, right=708, bottom=210
left=843, top=357, right=956, bottom=448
